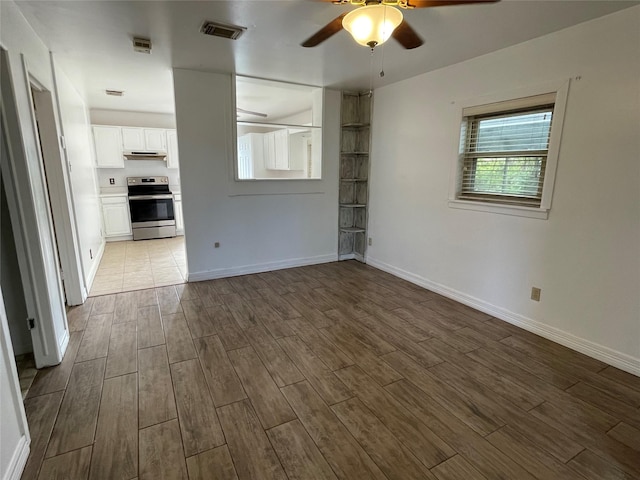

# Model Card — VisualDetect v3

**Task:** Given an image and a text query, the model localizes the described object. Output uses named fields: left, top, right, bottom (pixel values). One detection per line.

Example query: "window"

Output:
left=235, top=76, right=323, bottom=180
left=450, top=83, right=569, bottom=219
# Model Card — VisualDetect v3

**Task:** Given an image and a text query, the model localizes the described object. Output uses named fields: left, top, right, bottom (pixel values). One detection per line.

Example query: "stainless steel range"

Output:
left=127, top=176, right=176, bottom=240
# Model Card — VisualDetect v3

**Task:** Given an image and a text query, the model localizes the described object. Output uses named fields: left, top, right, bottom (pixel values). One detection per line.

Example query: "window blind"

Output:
left=459, top=104, right=555, bottom=207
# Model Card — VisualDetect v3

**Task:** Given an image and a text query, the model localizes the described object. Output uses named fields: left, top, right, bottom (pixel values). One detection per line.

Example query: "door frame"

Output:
left=1, top=48, right=68, bottom=367
left=30, top=77, right=86, bottom=305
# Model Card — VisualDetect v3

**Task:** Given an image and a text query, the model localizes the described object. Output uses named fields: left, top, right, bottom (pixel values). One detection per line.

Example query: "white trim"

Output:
left=3, top=435, right=29, bottom=480
left=84, top=239, right=105, bottom=296
left=448, top=199, right=549, bottom=219
left=188, top=253, right=338, bottom=282
left=105, top=235, right=133, bottom=242
left=367, top=256, right=640, bottom=376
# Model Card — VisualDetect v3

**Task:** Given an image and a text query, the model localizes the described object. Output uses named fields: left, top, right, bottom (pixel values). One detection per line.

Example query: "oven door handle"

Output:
left=128, top=195, right=174, bottom=200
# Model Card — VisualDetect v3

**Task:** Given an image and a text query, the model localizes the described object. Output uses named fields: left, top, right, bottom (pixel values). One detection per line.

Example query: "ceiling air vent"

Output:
left=105, top=89, right=124, bottom=97
left=133, top=37, right=152, bottom=54
left=200, top=21, right=246, bottom=40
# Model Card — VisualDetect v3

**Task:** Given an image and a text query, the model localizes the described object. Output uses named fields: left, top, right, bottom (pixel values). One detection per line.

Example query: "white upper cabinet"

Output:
left=93, top=126, right=124, bottom=168
left=144, top=129, right=166, bottom=151
left=121, top=128, right=145, bottom=151
left=120, top=127, right=166, bottom=151
left=166, top=130, right=179, bottom=169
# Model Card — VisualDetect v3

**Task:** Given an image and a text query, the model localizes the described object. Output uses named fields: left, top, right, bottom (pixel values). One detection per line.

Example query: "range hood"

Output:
left=124, top=151, right=167, bottom=160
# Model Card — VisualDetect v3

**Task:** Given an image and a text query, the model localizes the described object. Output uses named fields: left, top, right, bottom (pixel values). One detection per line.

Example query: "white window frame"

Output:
left=448, top=80, right=570, bottom=219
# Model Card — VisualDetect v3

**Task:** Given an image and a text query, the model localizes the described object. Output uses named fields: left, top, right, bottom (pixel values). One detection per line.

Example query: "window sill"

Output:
left=448, top=199, right=549, bottom=219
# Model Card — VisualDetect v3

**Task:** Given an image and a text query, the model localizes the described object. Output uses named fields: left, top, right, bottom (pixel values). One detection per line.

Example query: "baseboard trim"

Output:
left=188, top=253, right=339, bottom=282
left=367, top=256, right=640, bottom=376
left=4, top=435, right=29, bottom=480
left=85, top=239, right=105, bottom=296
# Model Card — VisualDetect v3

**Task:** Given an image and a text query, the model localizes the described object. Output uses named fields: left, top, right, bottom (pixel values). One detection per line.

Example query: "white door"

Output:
left=121, top=127, right=145, bottom=151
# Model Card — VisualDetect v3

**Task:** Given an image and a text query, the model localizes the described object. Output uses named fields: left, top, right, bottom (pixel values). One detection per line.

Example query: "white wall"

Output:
left=53, top=63, right=104, bottom=291
left=173, top=69, right=340, bottom=279
left=367, top=7, right=640, bottom=374
left=0, top=0, right=68, bottom=367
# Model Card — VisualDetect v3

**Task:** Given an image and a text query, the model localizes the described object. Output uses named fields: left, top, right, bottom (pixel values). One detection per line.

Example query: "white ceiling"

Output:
left=15, top=0, right=637, bottom=115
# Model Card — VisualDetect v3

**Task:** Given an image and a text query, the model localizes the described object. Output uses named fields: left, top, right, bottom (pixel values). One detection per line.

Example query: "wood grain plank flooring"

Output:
left=194, top=335, right=247, bottom=407
left=186, top=445, right=239, bottom=480
left=331, top=397, right=436, bottom=479
left=75, top=313, right=112, bottom=363
left=22, top=262, right=640, bottom=480
left=46, top=358, right=105, bottom=457
left=37, top=446, right=92, bottom=480
left=217, top=399, right=288, bottom=480
left=170, top=358, right=225, bottom=456
left=163, top=312, right=197, bottom=364
left=139, top=419, right=188, bottom=480
left=90, top=373, right=138, bottom=480
left=266, top=419, right=337, bottom=480
left=227, top=346, right=296, bottom=429
left=138, top=345, right=177, bottom=428
left=281, top=381, right=387, bottom=480
left=105, top=321, right=137, bottom=378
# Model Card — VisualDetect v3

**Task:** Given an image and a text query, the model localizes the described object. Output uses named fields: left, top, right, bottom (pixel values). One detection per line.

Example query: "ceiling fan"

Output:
left=302, top=0, right=499, bottom=50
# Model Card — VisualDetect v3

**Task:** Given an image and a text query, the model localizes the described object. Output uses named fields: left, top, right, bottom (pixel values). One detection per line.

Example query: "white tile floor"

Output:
left=89, top=237, right=186, bottom=296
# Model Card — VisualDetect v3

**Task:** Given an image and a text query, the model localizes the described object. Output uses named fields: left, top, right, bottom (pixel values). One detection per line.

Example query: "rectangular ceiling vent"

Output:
left=201, top=21, right=246, bottom=40
left=133, top=37, right=152, bottom=54
left=105, top=89, right=124, bottom=97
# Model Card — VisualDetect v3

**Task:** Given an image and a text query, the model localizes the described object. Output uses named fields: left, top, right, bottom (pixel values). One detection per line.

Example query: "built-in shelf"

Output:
left=339, top=91, right=371, bottom=261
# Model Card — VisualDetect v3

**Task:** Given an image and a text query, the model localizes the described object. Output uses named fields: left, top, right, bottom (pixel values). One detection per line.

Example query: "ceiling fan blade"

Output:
left=392, top=20, right=423, bottom=49
left=302, top=13, right=347, bottom=47
left=237, top=108, right=268, bottom=118
left=405, top=0, right=499, bottom=8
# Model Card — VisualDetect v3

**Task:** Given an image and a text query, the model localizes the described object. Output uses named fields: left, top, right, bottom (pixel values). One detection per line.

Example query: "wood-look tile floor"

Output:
left=22, top=261, right=640, bottom=480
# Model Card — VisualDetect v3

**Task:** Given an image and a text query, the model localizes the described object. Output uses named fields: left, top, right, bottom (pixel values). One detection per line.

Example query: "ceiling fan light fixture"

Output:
left=342, top=5, right=403, bottom=48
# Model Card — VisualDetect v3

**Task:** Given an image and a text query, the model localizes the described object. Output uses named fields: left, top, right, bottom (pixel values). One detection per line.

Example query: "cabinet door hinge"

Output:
left=59, top=135, right=66, bottom=150
left=27, top=318, right=35, bottom=330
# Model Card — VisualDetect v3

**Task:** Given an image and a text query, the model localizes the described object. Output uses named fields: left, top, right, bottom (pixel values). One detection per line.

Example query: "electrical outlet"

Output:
left=109, top=178, right=115, bottom=185
left=531, top=287, right=541, bottom=302
left=214, top=242, right=220, bottom=248
left=368, top=237, right=372, bottom=246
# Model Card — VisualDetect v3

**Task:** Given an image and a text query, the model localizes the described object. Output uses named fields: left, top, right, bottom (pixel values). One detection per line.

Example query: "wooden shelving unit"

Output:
left=339, top=92, right=371, bottom=262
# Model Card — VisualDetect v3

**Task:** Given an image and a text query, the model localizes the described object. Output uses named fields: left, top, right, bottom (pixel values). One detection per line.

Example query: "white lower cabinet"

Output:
left=174, top=194, right=184, bottom=235
left=101, top=195, right=131, bottom=237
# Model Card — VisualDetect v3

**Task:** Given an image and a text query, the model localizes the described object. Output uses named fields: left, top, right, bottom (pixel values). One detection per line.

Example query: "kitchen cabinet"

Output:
left=121, top=127, right=145, bottom=151
left=101, top=195, right=131, bottom=237
left=174, top=193, right=184, bottom=234
left=264, top=129, right=305, bottom=171
left=93, top=126, right=124, bottom=168
left=120, top=127, right=166, bottom=151
left=166, top=130, right=179, bottom=169
left=144, top=129, right=166, bottom=151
